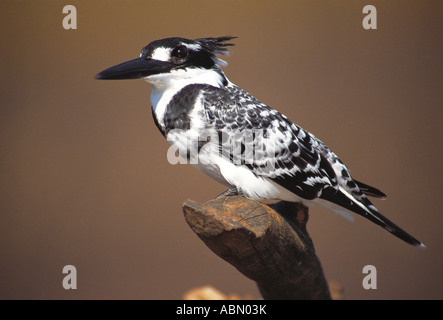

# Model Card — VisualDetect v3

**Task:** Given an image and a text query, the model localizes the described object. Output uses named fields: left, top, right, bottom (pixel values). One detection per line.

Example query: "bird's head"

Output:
left=95, top=36, right=236, bottom=90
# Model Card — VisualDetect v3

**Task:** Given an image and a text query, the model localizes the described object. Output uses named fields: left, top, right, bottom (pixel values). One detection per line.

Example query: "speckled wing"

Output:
left=200, top=83, right=342, bottom=201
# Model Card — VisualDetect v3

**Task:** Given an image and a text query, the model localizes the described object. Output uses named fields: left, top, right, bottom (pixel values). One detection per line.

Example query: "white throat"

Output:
left=145, top=67, right=226, bottom=126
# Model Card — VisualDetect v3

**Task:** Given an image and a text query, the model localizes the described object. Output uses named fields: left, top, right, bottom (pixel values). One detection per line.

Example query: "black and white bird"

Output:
left=96, top=36, right=424, bottom=248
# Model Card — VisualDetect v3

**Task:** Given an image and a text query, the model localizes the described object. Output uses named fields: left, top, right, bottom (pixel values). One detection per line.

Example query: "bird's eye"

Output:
left=171, top=45, right=189, bottom=63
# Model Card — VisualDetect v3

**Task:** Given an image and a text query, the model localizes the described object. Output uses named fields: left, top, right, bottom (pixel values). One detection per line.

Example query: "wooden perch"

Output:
left=183, top=196, right=331, bottom=300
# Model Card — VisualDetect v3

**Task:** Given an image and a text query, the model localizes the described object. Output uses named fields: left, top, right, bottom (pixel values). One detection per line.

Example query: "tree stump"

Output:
left=183, top=196, right=331, bottom=300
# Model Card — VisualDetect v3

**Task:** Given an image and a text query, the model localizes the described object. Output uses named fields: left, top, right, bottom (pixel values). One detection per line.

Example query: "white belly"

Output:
left=194, top=142, right=305, bottom=202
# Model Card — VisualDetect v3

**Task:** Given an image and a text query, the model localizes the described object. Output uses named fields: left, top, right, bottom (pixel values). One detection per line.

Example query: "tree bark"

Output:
left=182, top=195, right=331, bottom=300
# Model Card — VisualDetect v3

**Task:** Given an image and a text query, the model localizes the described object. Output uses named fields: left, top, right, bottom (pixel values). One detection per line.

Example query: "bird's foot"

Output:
left=216, top=187, right=244, bottom=198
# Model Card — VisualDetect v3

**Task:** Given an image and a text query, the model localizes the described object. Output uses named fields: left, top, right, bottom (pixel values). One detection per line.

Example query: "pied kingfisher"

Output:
left=96, top=36, right=424, bottom=248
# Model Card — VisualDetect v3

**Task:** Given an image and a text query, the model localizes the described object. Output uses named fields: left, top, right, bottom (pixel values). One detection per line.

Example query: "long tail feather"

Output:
left=320, top=187, right=425, bottom=248
left=353, top=180, right=387, bottom=199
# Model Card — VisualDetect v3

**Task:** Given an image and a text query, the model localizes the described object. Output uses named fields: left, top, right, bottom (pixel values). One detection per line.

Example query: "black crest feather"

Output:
left=195, top=36, right=237, bottom=56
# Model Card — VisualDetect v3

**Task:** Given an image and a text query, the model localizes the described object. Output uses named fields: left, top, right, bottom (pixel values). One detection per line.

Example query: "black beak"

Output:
left=95, top=57, right=173, bottom=80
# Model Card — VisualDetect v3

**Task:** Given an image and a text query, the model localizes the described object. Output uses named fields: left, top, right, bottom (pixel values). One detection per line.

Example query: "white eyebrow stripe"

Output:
left=182, top=43, right=202, bottom=50
left=150, top=47, right=171, bottom=62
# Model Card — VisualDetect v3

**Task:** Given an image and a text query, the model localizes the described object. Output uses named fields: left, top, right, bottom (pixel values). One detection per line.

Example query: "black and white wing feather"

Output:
left=202, top=83, right=342, bottom=200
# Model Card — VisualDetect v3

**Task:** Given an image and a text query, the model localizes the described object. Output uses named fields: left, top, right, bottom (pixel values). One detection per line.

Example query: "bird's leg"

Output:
left=216, top=187, right=244, bottom=198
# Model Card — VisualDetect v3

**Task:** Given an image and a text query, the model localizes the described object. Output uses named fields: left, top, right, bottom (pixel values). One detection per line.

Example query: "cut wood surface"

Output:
left=183, top=196, right=331, bottom=300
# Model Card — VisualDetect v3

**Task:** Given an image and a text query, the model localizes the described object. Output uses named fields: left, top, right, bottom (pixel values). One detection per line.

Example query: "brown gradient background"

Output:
left=1, top=0, right=442, bottom=299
